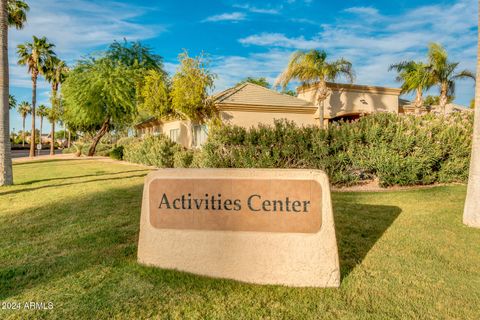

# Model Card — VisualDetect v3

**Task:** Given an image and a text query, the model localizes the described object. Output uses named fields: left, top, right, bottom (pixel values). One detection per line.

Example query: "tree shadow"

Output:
left=332, top=197, right=401, bottom=280
left=18, top=169, right=150, bottom=185
left=12, top=158, right=92, bottom=166
left=0, top=173, right=148, bottom=196
left=0, top=184, right=145, bottom=300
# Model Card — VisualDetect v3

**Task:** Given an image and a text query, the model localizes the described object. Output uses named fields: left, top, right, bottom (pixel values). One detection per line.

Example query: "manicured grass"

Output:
left=1, top=159, right=479, bottom=319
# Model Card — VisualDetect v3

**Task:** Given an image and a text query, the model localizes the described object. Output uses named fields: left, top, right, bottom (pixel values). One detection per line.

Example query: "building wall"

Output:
left=297, top=84, right=400, bottom=119
left=219, top=109, right=317, bottom=128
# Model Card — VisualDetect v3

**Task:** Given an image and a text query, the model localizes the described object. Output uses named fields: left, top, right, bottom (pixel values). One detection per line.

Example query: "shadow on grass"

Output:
left=18, top=169, right=149, bottom=186
left=333, top=197, right=401, bottom=280
left=0, top=183, right=145, bottom=300
left=12, top=158, right=94, bottom=166
left=0, top=173, right=148, bottom=196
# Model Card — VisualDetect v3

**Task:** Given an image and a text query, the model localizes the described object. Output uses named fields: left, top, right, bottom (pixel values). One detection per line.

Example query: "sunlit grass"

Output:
left=1, top=159, right=479, bottom=319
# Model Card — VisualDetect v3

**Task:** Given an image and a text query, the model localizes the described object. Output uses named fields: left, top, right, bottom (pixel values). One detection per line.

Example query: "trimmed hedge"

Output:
left=198, top=113, right=473, bottom=187
left=95, top=112, right=473, bottom=187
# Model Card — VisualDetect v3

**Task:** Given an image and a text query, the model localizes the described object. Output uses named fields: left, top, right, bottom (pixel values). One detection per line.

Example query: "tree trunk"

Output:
left=463, top=8, right=480, bottom=228
left=316, top=81, right=329, bottom=130
left=22, top=116, right=25, bottom=146
left=68, top=129, right=71, bottom=148
left=50, top=121, right=55, bottom=156
left=0, top=0, right=12, bottom=185
left=39, top=116, right=43, bottom=146
left=414, top=88, right=423, bottom=115
left=29, top=73, right=37, bottom=157
left=88, top=118, right=109, bottom=156
left=439, top=83, right=448, bottom=115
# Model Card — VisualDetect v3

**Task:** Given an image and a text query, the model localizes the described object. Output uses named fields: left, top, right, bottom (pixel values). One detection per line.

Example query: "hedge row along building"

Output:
left=134, top=82, right=468, bottom=148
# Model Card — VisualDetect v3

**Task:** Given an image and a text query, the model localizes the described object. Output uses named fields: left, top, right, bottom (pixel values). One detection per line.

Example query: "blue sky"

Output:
left=8, top=0, right=478, bottom=133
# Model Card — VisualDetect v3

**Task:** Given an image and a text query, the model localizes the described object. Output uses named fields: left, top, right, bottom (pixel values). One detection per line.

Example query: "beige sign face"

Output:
left=148, top=178, right=322, bottom=233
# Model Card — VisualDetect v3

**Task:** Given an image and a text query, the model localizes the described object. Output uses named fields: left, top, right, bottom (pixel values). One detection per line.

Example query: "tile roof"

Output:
left=214, top=83, right=314, bottom=108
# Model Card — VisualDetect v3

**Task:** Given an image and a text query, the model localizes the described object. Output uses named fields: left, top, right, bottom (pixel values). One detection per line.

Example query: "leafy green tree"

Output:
left=106, top=40, right=164, bottom=70
left=275, top=49, right=354, bottom=129
left=171, top=51, right=215, bottom=122
left=237, top=77, right=270, bottom=88
left=138, top=69, right=171, bottom=118
left=390, top=61, right=434, bottom=114
left=470, top=98, right=475, bottom=109
left=170, top=51, right=216, bottom=148
left=428, top=43, right=475, bottom=114
left=281, top=89, right=296, bottom=96
left=36, top=104, right=48, bottom=140
left=17, top=101, right=30, bottom=146
left=17, top=35, right=56, bottom=156
left=63, top=41, right=163, bottom=156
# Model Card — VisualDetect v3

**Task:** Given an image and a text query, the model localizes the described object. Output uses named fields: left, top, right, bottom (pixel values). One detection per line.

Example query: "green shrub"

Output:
left=197, top=113, right=473, bottom=187
left=109, top=145, right=124, bottom=160
left=174, top=148, right=195, bottom=168
left=123, top=134, right=178, bottom=168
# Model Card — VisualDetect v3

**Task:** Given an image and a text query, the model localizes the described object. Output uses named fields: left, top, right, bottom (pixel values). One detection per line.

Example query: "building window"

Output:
left=153, top=126, right=161, bottom=136
left=169, top=129, right=180, bottom=143
left=193, top=124, right=208, bottom=147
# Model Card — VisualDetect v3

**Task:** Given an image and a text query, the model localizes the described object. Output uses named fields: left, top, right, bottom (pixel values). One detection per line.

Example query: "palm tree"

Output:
left=17, top=36, right=56, bottom=157
left=428, top=43, right=475, bottom=114
left=463, top=11, right=480, bottom=228
left=36, top=104, right=48, bottom=144
left=390, top=61, right=434, bottom=114
left=46, top=106, right=59, bottom=156
left=44, top=57, right=67, bottom=155
left=17, top=101, right=30, bottom=146
left=1, top=1, right=28, bottom=185
left=7, top=0, right=28, bottom=30
left=275, top=49, right=354, bottom=129
left=8, top=94, right=16, bottom=109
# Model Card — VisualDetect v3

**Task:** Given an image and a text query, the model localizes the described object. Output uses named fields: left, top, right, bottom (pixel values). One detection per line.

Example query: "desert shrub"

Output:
left=174, top=148, right=195, bottom=168
left=123, top=134, right=179, bottom=168
left=198, top=113, right=473, bottom=187
left=109, top=145, right=124, bottom=160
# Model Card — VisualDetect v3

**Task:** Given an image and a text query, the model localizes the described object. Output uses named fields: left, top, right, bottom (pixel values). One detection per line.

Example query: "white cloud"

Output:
left=233, top=4, right=281, bottom=15
left=344, top=7, right=380, bottom=16
left=211, top=49, right=293, bottom=92
left=233, top=0, right=477, bottom=105
left=9, top=0, right=164, bottom=91
left=203, top=12, right=246, bottom=23
left=239, top=33, right=321, bottom=49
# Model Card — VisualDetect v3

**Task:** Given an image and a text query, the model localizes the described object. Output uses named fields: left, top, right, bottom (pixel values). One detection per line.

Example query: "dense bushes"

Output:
left=65, top=113, right=473, bottom=187
left=121, top=135, right=184, bottom=168
left=199, top=113, right=473, bottom=187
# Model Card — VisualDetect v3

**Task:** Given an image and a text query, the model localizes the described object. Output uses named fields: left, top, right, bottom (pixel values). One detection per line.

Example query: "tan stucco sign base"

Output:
left=137, top=169, right=340, bottom=287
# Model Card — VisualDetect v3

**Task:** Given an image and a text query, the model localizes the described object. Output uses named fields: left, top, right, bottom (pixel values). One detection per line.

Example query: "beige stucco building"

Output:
left=135, top=82, right=440, bottom=148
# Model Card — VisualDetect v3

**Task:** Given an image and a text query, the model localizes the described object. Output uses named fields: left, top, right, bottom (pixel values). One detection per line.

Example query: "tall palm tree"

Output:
left=390, top=61, right=434, bottom=114
left=44, top=57, right=67, bottom=155
left=8, top=94, right=16, bottom=109
left=17, top=101, right=30, bottom=146
left=428, top=43, right=475, bottom=114
left=36, top=104, right=48, bottom=144
left=275, top=49, right=354, bottom=129
left=463, top=10, right=480, bottom=228
left=17, top=36, right=56, bottom=157
left=0, top=0, right=28, bottom=185
left=46, top=106, right=59, bottom=156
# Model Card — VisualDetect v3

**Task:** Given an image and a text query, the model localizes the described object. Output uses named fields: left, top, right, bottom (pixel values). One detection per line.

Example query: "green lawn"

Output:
left=1, top=159, right=479, bottom=319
